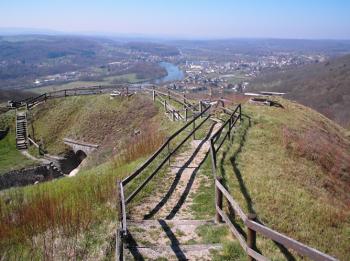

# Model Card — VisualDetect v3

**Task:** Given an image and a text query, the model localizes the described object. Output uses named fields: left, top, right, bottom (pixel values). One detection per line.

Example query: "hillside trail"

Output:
left=124, top=120, right=226, bottom=260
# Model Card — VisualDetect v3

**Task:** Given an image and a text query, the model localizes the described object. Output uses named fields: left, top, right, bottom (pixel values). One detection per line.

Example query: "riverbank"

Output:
left=156, top=62, right=185, bottom=84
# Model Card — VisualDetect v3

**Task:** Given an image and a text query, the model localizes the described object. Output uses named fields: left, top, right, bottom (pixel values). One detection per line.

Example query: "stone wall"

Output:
left=0, top=164, right=63, bottom=190
left=0, top=127, right=9, bottom=140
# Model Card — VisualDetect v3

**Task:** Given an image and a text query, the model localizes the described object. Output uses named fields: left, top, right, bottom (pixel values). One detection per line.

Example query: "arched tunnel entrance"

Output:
left=58, top=150, right=87, bottom=174
left=76, top=150, right=87, bottom=162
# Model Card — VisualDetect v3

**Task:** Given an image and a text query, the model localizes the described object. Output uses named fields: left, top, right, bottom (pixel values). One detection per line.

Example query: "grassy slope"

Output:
left=0, top=132, right=36, bottom=175
left=0, top=94, right=176, bottom=259
left=211, top=98, right=350, bottom=260
left=0, top=111, right=36, bottom=174
left=29, top=94, right=161, bottom=163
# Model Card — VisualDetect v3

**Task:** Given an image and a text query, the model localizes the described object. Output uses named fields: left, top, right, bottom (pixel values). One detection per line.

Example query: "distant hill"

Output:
left=249, top=54, right=350, bottom=128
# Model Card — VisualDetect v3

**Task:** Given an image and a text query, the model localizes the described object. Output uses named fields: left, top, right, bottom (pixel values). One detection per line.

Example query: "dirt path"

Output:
left=124, top=121, right=224, bottom=260
left=129, top=122, right=220, bottom=221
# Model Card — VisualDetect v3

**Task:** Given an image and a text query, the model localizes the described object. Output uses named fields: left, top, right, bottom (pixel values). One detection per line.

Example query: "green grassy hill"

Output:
left=249, top=54, right=350, bottom=129
left=29, top=94, right=170, bottom=166
left=0, top=93, right=177, bottom=259
left=200, top=97, right=350, bottom=259
left=1, top=93, right=349, bottom=260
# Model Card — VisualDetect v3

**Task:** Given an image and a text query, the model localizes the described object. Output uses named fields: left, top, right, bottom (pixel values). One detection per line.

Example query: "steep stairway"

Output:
left=16, top=111, right=28, bottom=150
left=124, top=122, right=226, bottom=260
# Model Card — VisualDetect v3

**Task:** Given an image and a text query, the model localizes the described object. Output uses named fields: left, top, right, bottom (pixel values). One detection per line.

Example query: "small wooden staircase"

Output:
left=16, top=111, right=28, bottom=150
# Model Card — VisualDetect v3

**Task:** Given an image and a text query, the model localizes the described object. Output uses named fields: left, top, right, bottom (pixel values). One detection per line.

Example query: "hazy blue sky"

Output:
left=0, top=0, right=349, bottom=39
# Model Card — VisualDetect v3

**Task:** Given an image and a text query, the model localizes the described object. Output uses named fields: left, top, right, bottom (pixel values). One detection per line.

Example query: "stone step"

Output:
left=126, top=219, right=225, bottom=247
left=124, top=243, right=222, bottom=261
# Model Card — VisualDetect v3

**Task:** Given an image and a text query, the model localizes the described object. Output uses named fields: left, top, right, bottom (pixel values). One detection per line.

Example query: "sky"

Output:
left=0, top=0, right=349, bottom=39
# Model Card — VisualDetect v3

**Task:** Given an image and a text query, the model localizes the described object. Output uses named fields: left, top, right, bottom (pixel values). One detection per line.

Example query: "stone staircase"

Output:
left=16, top=111, right=28, bottom=150
left=124, top=123, right=226, bottom=260
left=125, top=220, right=224, bottom=260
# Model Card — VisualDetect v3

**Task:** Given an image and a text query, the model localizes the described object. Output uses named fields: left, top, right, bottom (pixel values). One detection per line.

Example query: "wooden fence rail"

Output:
left=12, top=84, right=136, bottom=109
left=209, top=107, right=338, bottom=261
left=116, top=103, right=212, bottom=260
left=143, top=87, right=198, bottom=112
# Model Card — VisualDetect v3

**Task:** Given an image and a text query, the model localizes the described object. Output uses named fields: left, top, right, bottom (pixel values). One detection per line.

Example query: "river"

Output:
left=155, top=62, right=184, bottom=84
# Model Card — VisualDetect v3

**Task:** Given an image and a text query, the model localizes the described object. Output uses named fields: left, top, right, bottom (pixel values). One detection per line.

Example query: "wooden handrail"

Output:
left=13, top=84, right=132, bottom=108
left=116, top=98, right=213, bottom=260
left=216, top=177, right=338, bottom=261
left=144, top=87, right=197, bottom=111
left=122, top=105, right=210, bottom=186
left=215, top=179, right=247, bottom=221
left=216, top=207, right=269, bottom=261
left=125, top=113, right=210, bottom=204
left=245, top=220, right=338, bottom=261
left=119, top=182, right=127, bottom=237
left=210, top=103, right=339, bottom=261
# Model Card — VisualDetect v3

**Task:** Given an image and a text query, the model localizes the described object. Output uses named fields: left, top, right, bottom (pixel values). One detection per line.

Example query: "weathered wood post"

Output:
left=215, top=176, right=223, bottom=223
left=152, top=89, right=156, bottom=101
left=227, top=122, right=231, bottom=141
left=183, top=94, right=186, bottom=109
left=247, top=213, right=257, bottom=261
left=185, top=108, right=188, bottom=122
left=172, top=110, right=175, bottom=121
left=64, top=90, right=67, bottom=97
left=164, top=100, right=167, bottom=112
left=199, top=101, right=203, bottom=118
left=193, top=119, right=196, bottom=140
left=210, top=139, right=217, bottom=177
left=115, top=179, right=123, bottom=261
left=167, top=139, right=171, bottom=165
left=168, top=90, right=170, bottom=100
left=239, top=105, right=242, bottom=123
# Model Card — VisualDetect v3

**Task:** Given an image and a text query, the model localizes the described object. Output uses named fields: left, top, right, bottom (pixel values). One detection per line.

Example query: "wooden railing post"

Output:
left=227, top=123, right=231, bottom=141
left=167, top=139, right=171, bottom=165
left=247, top=213, right=257, bottom=261
left=172, top=110, right=175, bottom=121
left=116, top=179, right=123, bottom=261
left=210, top=139, right=217, bottom=176
left=199, top=101, right=203, bottom=118
left=152, top=90, right=155, bottom=101
left=193, top=119, right=196, bottom=140
left=239, top=105, right=242, bottom=122
left=215, top=176, right=223, bottom=223
left=185, top=108, right=188, bottom=122
left=164, top=100, right=167, bottom=112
